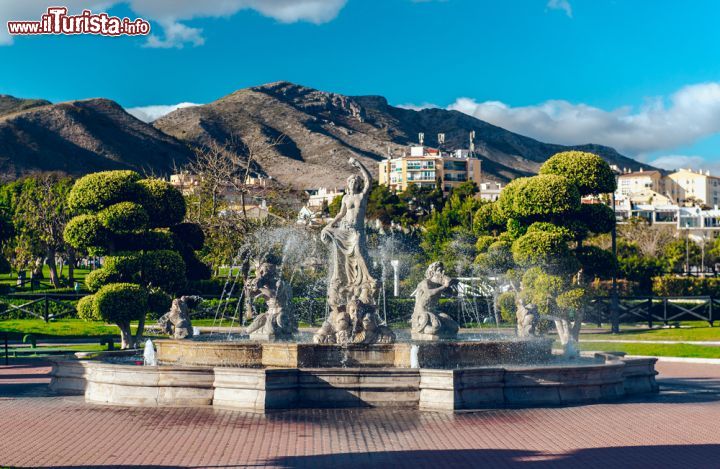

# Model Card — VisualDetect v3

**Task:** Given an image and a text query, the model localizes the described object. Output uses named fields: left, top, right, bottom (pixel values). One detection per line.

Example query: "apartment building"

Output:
left=378, top=145, right=482, bottom=194
left=616, top=169, right=664, bottom=197
left=666, top=168, right=720, bottom=207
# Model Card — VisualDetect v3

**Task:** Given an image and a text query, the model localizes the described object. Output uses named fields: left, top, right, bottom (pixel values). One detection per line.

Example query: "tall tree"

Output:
left=13, top=173, right=73, bottom=287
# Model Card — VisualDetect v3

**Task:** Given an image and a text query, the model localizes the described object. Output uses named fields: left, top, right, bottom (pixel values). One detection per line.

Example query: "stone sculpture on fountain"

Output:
left=314, top=157, right=393, bottom=345
left=158, top=295, right=201, bottom=339
left=245, top=257, right=296, bottom=341
left=411, top=261, right=460, bottom=340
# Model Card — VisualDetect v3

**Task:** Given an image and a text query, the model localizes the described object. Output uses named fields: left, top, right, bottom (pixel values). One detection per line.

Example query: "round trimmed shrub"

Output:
left=475, top=235, right=496, bottom=253
left=85, top=268, right=120, bottom=293
left=97, top=202, right=149, bottom=232
left=94, top=283, right=148, bottom=324
left=63, top=215, right=108, bottom=251
left=76, top=294, right=98, bottom=321
left=137, top=179, right=186, bottom=228
left=113, top=230, right=175, bottom=251
left=526, top=222, right=575, bottom=242
left=67, top=170, right=141, bottom=212
left=540, top=151, right=617, bottom=196
left=104, top=254, right=142, bottom=279
left=147, top=288, right=172, bottom=319
left=170, top=223, right=205, bottom=250
left=512, top=230, right=572, bottom=268
left=497, top=177, right=530, bottom=218
left=511, top=174, right=581, bottom=219
left=496, top=291, right=517, bottom=323
left=142, top=250, right=187, bottom=294
left=577, top=203, right=615, bottom=235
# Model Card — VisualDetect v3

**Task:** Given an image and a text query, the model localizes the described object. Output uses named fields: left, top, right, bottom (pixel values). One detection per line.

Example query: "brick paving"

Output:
left=0, top=360, right=719, bottom=468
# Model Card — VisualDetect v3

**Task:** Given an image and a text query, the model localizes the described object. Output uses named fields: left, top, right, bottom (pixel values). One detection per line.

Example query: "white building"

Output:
left=305, top=187, right=344, bottom=209
left=479, top=181, right=502, bottom=201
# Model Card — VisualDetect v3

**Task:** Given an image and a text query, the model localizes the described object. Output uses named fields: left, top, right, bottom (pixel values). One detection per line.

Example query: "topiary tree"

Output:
left=476, top=152, right=617, bottom=356
left=64, top=170, right=208, bottom=349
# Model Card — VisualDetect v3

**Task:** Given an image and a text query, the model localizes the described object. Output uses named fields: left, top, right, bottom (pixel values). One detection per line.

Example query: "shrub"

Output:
left=97, top=202, right=148, bottom=232
left=170, top=223, right=205, bottom=251
left=652, top=276, right=720, bottom=297
left=137, top=178, right=186, bottom=227
left=142, top=250, right=187, bottom=294
left=63, top=215, right=108, bottom=252
left=85, top=269, right=120, bottom=293
left=475, top=235, right=496, bottom=253
left=94, top=283, right=148, bottom=324
left=113, top=230, right=175, bottom=251
left=76, top=294, right=98, bottom=321
left=147, top=288, right=172, bottom=319
left=496, top=291, right=517, bottom=323
left=576, top=203, right=615, bottom=235
left=540, top=151, right=617, bottom=196
left=67, top=170, right=141, bottom=212
left=512, top=231, right=574, bottom=269
left=511, top=174, right=581, bottom=218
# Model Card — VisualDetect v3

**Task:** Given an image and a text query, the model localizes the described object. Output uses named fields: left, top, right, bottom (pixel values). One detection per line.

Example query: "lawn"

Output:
left=0, top=318, right=137, bottom=339
left=579, top=323, right=720, bottom=342
left=576, top=341, right=720, bottom=359
left=0, top=265, right=92, bottom=290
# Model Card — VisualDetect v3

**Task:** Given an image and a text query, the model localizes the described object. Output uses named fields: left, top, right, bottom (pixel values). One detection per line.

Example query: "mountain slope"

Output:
left=0, top=98, right=194, bottom=177
left=155, top=81, right=651, bottom=188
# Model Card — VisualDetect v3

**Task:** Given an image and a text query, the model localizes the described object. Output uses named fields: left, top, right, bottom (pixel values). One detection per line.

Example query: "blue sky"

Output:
left=2, top=0, right=720, bottom=170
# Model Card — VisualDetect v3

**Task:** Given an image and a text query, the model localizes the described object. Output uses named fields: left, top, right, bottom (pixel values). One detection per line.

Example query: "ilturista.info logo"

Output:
left=7, top=7, right=151, bottom=37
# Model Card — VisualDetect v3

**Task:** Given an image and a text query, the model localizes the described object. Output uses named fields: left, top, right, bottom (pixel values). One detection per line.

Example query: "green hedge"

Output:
left=652, top=276, right=720, bottom=297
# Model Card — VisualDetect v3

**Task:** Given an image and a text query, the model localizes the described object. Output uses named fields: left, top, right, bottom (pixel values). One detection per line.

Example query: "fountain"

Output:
left=49, top=157, right=659, bottom=411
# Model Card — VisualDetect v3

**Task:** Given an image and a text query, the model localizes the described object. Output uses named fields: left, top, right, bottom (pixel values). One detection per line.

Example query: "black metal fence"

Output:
left=589, top=296, right=717, bottom=327
left=0, top=292, right=717, bottom=329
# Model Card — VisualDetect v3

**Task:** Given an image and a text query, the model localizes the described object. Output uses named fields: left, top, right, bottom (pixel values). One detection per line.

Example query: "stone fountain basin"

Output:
left=49, top=348, right=658, bottom=411
left=153, top=337, right=554, bottom=369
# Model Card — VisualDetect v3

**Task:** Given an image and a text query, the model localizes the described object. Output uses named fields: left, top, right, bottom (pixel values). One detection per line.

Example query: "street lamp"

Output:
left=610, top=191, right=620, bottom=333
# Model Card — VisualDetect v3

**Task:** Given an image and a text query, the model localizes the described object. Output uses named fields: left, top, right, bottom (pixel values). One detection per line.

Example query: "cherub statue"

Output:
left=516, top=297, right=537, bottom=337
left=158, top=295, right=201, bottom=339
left=411, top=262, right=460, bottom=340
left=245, top=259, right=296, bottom=340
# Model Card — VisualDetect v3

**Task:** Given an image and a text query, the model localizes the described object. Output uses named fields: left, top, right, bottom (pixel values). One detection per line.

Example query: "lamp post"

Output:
left=610, top=192, right=620, bottom=333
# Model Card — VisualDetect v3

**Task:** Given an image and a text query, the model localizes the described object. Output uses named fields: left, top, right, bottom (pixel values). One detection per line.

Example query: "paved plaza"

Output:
left=0, top=360, right=719, bottom=468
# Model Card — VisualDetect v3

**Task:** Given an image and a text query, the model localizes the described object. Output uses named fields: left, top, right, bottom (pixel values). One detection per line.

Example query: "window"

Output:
left=443, top=160, right=467, bottom=171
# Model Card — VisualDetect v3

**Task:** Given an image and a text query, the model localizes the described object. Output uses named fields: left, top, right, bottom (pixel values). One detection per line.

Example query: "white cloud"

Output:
left=440, top=82, right=720, bottom=158
left=546, top=0, right=572, bottom=18
left=126, top=102, right=200, bottom=122
left=396, top=102, right=440, bottom=111
left=1, top=0, right=347, bottom=47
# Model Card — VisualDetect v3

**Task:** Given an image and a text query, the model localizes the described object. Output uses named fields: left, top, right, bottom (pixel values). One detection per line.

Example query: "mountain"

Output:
left=0, top=97, right=194, bottom=177
left=154, top=81, right=652, bottom=189
left=0, top=95, right=51, bottom=118
left=0, top=82, right=652, bottom=187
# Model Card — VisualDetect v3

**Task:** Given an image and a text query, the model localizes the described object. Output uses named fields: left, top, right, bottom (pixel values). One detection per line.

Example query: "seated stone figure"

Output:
left=313, top=299, right=394, bottom=345
left=347, top=299, right=395, bottom=345
left=245, top=260, right=296, bottom=340
left=411, top=262, right=460, bottom=340
left=158, top=295, right=201, bottom=339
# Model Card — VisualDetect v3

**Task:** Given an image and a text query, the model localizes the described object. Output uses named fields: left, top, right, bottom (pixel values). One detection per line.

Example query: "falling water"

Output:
left=143, top=339, right=157, bottom=366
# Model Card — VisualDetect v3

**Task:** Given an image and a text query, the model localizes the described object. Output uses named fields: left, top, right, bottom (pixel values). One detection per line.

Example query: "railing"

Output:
left=0, top=292, right=716, bottom=329
left=0, top=293, right=85, bottom=322
left=589, top=296, right=717, bottom=327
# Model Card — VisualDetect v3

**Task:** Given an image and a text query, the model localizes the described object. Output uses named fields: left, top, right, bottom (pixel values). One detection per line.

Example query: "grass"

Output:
left=6, top=343, right=109, bottom=356
left=579, top=323, right=720, bottom=342
left=0, top=318, right=140, bottom=339
left=576, top=341, right=720, bottom=359
left=0, top=265, right=92, bottom=290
